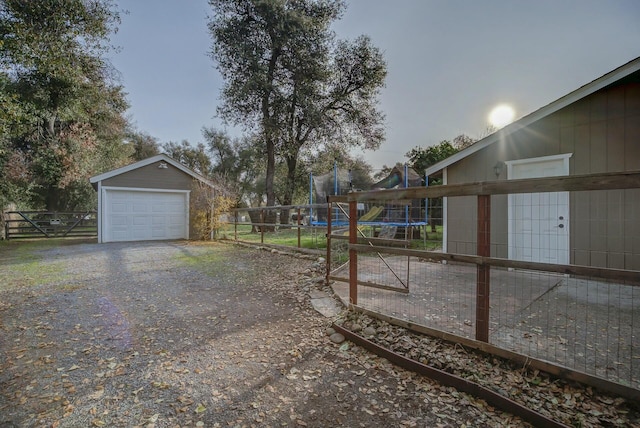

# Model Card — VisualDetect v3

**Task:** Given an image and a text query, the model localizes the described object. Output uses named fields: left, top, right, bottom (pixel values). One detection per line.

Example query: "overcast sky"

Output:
left=110, top=0, right=640, bottom=171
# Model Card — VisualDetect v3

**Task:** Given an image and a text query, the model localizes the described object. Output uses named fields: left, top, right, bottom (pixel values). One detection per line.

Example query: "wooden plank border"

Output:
left=349, top=305, right=640, bottom=401
left=345, top=170, right=640, bottom=201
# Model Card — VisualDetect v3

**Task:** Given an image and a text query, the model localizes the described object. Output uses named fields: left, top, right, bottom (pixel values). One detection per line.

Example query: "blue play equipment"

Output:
left=309, top=162, right=428, bottom=231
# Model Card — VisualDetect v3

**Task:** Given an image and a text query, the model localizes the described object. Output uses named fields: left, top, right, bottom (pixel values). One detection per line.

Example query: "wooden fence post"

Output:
left=234, top=210, right=238, bottom=242
left=476, top=195, right=491, bottom=342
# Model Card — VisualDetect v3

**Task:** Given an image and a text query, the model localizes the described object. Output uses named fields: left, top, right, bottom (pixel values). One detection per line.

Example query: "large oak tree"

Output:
left=208, top=0, right=386, bottom=209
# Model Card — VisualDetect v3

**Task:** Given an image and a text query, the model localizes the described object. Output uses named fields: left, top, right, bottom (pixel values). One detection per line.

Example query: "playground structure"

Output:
left=312, top=163, right=434, bottom=296
left=310, top=163, right=428, bottom=240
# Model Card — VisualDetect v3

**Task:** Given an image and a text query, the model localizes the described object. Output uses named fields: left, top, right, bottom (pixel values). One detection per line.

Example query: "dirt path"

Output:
left=0, top=240, right=525, bottom=427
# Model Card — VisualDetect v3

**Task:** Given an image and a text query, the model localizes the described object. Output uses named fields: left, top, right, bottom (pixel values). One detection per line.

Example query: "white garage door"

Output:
left=104, top=189, right=188, bottom=242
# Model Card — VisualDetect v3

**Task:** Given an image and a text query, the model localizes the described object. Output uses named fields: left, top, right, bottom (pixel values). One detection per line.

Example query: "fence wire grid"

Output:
left=330, top=189, right=639, bottom=391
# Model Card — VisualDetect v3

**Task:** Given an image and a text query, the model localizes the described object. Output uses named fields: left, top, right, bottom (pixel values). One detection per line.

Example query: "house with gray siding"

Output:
left=425, top=57, right=640, bottom=271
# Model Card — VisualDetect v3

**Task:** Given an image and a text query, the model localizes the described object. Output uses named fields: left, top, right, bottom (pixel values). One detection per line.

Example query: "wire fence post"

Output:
left=260, top=209, right=264, bottom=244
left=234, top=210, right=238, bottom=242
left=349, top=199, right=358, bottom=305
left=476, top=194, right=491, bottom=342
left=297, top=207, right=301, bottom=248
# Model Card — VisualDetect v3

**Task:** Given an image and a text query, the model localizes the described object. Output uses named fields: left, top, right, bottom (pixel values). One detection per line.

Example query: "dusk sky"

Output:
left=110, top=0, right=640, bottom=171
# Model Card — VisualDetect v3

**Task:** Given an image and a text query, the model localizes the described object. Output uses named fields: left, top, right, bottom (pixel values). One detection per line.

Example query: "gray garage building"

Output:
left=90, top=154, right=212, bottom=243
left=424, top=56, right=640, bottom=270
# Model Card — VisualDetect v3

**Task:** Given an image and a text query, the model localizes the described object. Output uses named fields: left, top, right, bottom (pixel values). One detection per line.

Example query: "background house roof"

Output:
left=424, top=56, right=640, bottom=178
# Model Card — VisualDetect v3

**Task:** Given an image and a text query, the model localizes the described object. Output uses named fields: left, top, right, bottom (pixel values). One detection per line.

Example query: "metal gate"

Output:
left=3, top=211, right=97, bottom=240
left=325, top=197, right=411, bottom=295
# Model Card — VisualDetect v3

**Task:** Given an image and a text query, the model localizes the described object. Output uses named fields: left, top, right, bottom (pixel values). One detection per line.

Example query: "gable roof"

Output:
left=424, top=56, right=640, bottom=177
left=89, top=153, right=213, bottom=187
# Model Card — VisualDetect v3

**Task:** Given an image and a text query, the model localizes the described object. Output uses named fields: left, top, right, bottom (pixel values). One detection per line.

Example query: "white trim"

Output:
left=97, top=181, right=103, bottom=243
left=442, top=167, right=448, bottom=255
left=425, top=56, right=640, bottom=177
left=504, top=153, right=573, bottom=169
left=101, top=186, right=190, bottom=194
left=185, top=192, right=190, bottom=240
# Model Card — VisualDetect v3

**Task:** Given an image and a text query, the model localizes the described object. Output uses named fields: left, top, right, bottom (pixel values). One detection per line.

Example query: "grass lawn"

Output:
left=217, top=223, right=443, bottom=252
left=219, top=224, right=328, bottom=249
left=0, top=238, right=88, bottom=291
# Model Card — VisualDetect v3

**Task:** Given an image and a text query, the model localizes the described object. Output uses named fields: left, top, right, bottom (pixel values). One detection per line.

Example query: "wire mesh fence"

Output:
left=327, top=197, right=443, bottom=293
left=220, top=205, right=327, bottom=251
left=334, top=259, right=639, bottom=389
left=329, top=172, right=640, bottom=393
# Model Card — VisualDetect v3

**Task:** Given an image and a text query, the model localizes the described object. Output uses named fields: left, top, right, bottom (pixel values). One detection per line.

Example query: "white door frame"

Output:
left=505, top=153, right=572, bottom=264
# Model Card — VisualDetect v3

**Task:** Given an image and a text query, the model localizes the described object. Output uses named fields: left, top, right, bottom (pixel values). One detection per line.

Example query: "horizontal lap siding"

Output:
left=101, top=162, right=192, bottom=190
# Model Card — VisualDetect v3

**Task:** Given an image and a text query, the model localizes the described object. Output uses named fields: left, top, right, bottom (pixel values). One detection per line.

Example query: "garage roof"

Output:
left=89, top=153, right=213, bottom=188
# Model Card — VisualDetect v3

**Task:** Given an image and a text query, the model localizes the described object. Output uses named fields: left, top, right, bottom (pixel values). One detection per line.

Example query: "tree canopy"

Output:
left=404, top=138, right=471, bottom=233
left=203, top=127, right=266, bottom=207
left=406, top=141, right=459, bottom=179
left=0, top=0, right=130, bottom=210
left=127, top=129, right=160, bottom=162
left=208, top=0, right=386, bottom=208
left=405, top=134, right=476, bottom=182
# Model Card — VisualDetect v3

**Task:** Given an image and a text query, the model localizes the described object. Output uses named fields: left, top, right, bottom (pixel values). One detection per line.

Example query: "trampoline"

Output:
left=309, top=163, right=429, bottom=235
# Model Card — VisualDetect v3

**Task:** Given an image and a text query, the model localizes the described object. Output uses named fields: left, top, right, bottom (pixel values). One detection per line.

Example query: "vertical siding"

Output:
left=607, top=117, right=625, bottom=170
left=446, top=79, right=640, bottom=270
left=624, top=189, right=640, bottom=269
left=607, top=189, right=625, bottom=269
left=573, top=123, right=590, bottom=174
left=491, top=194, right=508, bottom=258
left=589, top=122, right=607, bottom=173
left=589, top=190, right=608, bottom=268
left=625, top=118, right=640, bottom=170
left=446, top=196, right=476, bottom=255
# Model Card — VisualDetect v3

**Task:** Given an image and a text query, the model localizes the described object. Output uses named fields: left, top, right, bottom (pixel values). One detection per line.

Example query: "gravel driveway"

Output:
left=0, top=239, right=529, bottom=427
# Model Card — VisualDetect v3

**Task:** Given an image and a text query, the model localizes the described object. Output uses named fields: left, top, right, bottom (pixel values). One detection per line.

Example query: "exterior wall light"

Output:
left=158, top=162, right=168, bottom=169
left=493, top=161, right=504, bottom=178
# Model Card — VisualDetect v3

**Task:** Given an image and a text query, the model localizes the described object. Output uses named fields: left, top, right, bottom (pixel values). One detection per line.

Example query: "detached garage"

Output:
left=90, top=154, right=212, bottom=243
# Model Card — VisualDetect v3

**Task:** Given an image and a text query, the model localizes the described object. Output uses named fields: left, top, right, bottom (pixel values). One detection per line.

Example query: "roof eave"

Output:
left=89, top=153, right=216, bottom=188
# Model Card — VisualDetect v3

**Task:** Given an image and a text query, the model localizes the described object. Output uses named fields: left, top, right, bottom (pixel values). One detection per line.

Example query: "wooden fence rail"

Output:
left=329, top=170, right=640, bottom=396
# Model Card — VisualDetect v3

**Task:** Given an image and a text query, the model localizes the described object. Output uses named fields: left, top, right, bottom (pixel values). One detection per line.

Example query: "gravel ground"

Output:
left=0, top=240, right=526, bottom=427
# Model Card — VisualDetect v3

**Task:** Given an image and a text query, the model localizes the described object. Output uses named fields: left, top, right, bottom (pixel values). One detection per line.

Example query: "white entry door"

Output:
left=506, top=154, right=571, bottom=265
